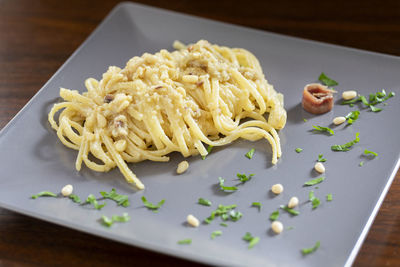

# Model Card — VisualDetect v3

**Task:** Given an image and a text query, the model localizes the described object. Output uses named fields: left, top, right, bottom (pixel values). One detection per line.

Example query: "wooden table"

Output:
left=1, top=0, right=399, bottom=266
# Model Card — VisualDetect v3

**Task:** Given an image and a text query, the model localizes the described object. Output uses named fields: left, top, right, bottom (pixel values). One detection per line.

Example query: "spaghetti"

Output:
left=48, top=40, right=287, bottom=189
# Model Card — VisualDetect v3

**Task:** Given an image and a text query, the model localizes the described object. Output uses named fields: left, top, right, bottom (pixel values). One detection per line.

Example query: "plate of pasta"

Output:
left=0, top=3, right=399, bottom=267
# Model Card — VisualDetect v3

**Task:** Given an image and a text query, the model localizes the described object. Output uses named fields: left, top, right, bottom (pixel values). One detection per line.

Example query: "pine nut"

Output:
left=271, top=221, right=284, bottom=234
left=314, top=162, right=325, bottom=173
left=342, top=90, right=357, bottom=100
left=288, top=197, right=299, bottom=208
left=177, top=160, right=189, bottom=174
left=271, top=184, right=284, bottom=195
left=61, top=184, right=73, bottom=197
left=333, top=116, right=346, bottom=125
left=187, top=214, right=199, bottom=227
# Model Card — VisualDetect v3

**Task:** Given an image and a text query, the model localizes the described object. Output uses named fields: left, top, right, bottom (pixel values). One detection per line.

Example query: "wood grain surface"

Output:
left=0, top=0, right=399, bottom=266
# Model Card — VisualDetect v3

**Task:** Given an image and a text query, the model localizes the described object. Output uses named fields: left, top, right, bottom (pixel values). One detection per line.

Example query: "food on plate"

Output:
left=342, top=90, right=357, bottom=100
left=48, top=40, right=287, bottom=189
left=302, top=83, right=334, bottom=114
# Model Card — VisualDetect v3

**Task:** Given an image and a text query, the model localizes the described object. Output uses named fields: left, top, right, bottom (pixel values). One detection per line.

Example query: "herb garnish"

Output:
left=245, top=148, right=255, bottom=159
left=177, top=239, right=192, bottom=245
left=220, top=223, right=228, bottom=227
left=364, top=149, right=378, bottom=157
left=211, top=230, right=222, bottom=239
left=304, top=177, right=325, bottom=186
left=359, top=161, right=364, bottom=167
left=31, top=191, right=57, bottom=199
left=204, top=204, right=240, bottom=224
left=101, top=213, right=130, bottom=227
left=318, top=73, right=338, bottom=87
left=341, top=89, right=395, bottom=112
left=301, top=241, right=321, bottom=255
left=198, top=197, right=212, bottom=206
left=269, top=209, right=280, bottom=221
left=141, top=196, right=165, bottom=212
left=202, top=145, right=214, bottom=160
left=100, top=188, right=130, bottom=207
left=237, top=173, right=254, bottom=183
left=303, top=118, right=308, bottom=122
left=309, top=191, right=321, bottom=209
left=326, top=193, right=333, bottom=201
left=69, top=194, right=81, bottom=203
left=295, top=148, right=303, bottom=153
left=242, top=232, right=260, bottom=249
left=218, top=177, right=238, bottom=192
left=312, top=125, right=334, bottom=135
left=251, top=202, right=262, bottom=211
left=345, top=110, right=360, bottom=124
left=317, top=154, right=327, bottom=162
left=86, top=194, right=106, bottom=210
left=331, top=132, right=360, bottom=151
left=280, top=205, right=300, bottom=216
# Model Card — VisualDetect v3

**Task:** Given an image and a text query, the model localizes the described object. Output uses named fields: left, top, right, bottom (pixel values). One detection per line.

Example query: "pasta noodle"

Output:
left=48, top=40, right=287, bottom=190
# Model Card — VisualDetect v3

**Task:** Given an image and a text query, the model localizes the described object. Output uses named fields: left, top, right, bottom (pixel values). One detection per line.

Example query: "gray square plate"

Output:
left=0, top=3, right=399, bottom=266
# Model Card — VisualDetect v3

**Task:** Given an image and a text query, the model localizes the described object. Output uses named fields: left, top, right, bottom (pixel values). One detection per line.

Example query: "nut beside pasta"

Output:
left=48, top=40, right=287, bottom=189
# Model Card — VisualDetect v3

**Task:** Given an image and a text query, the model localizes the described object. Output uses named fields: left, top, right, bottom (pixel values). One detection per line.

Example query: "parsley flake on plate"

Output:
left=318, top=72, right=338, bottom=87
left=326, top=193, right=333, bottom=201
left=304, top=177, right=325, bottom=186
left=86, top=194, right=106, bottom=210
left=317, top=154, right=327, bottom=162
left=312, top=125, right=334, bottom=135
left=211, top=230, right=222, bottom=239
left=301, top=241, right=321, bottom=255
left=101, top=213, right=130, bottom=227
left=269, top=209, right=280, bottom=221
left=202, top=145, right=214, bottom=160
left=141, top=196, right=165, bottom=212
left=237, top=173, right=254, bottom=183
left=245, top=148, right=255, bottom=159
left=218, top=177, right=238, bottom=192
left=31, top=191, right=57, bottom=199
left=280, top=205, right=300, bottom=216
left=198, top=197, right=212, bottom=206
left=251, top=202, right=262, bottom=211
left=364, top=149, right=378, bottom=157
left=331, top=132, right=360, bottom=151
left=69, top=194, right=81, bottom=203
left=242, top=232, right=260, bottom=249
left=309, top=191, right=321, bottom=209
left=100, top=188, right=130, bottom=207
left=177, top=238, right=192, bottom=245
left=295, top=148, right=303, bottom=153
left=345, top=110, right=360, bottom=124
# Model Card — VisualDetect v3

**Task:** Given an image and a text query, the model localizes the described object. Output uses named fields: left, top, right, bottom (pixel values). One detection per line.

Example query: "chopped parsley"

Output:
left=198, top=197, right=212, bottom=206
left=331, top=132, right=360, bottom=151
left=280, top=205, right=300, bottom=216
left=237, top=173, right=254, bottom=183
left=69, top=194, right=81, bottom=203
left=31, top=191, right=57, bottom=199
left=286, top=226, right=295, bottom=230
left=309, top=191, right=321, bottom=209
left=269, top=209, right=280, bottom=221
left=220, top=223, right=228, bottom=227
left=218, top=177, right=238, bottom=192
left=318, top=72, right=338, bottom=87
left=242, top=232, right=260, bottom=249
left=202, top=145, right=214, bottom=160
left=245, top=148, right=255, bottom=159
left=101, top=213, right=130, bottom=227
left=86, top=194, right=106, bottom=210
left=295, top=148, right=303, bottom=153
left=359, top=161, right=364, bottom=167
left=364, top=149, right=378, bottom=157
left=326, top=193, right=333, bottom=201
left=317, top=154, right=327, bottom=162
left=345, top=110, right=360, bottom=124
left=341, top=89, right=395, bottom=112
left=204, top=204, right=240, bottom=224
left=251, top=202, right=262, bottom=211
left=303, top=118, right=308, bottom=122
left=301, top=241, right=321, bottom=255
left=312, top=125, right=334, bottom=135
left=211, top=230, right=222, bottom=239
left=100, top=188, right=130, bottom=207
left=177, top=239, right=192, bottom=245
left=141, top=196, right=165, bottom=212
left=304, top=177, right=325, bottom=186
